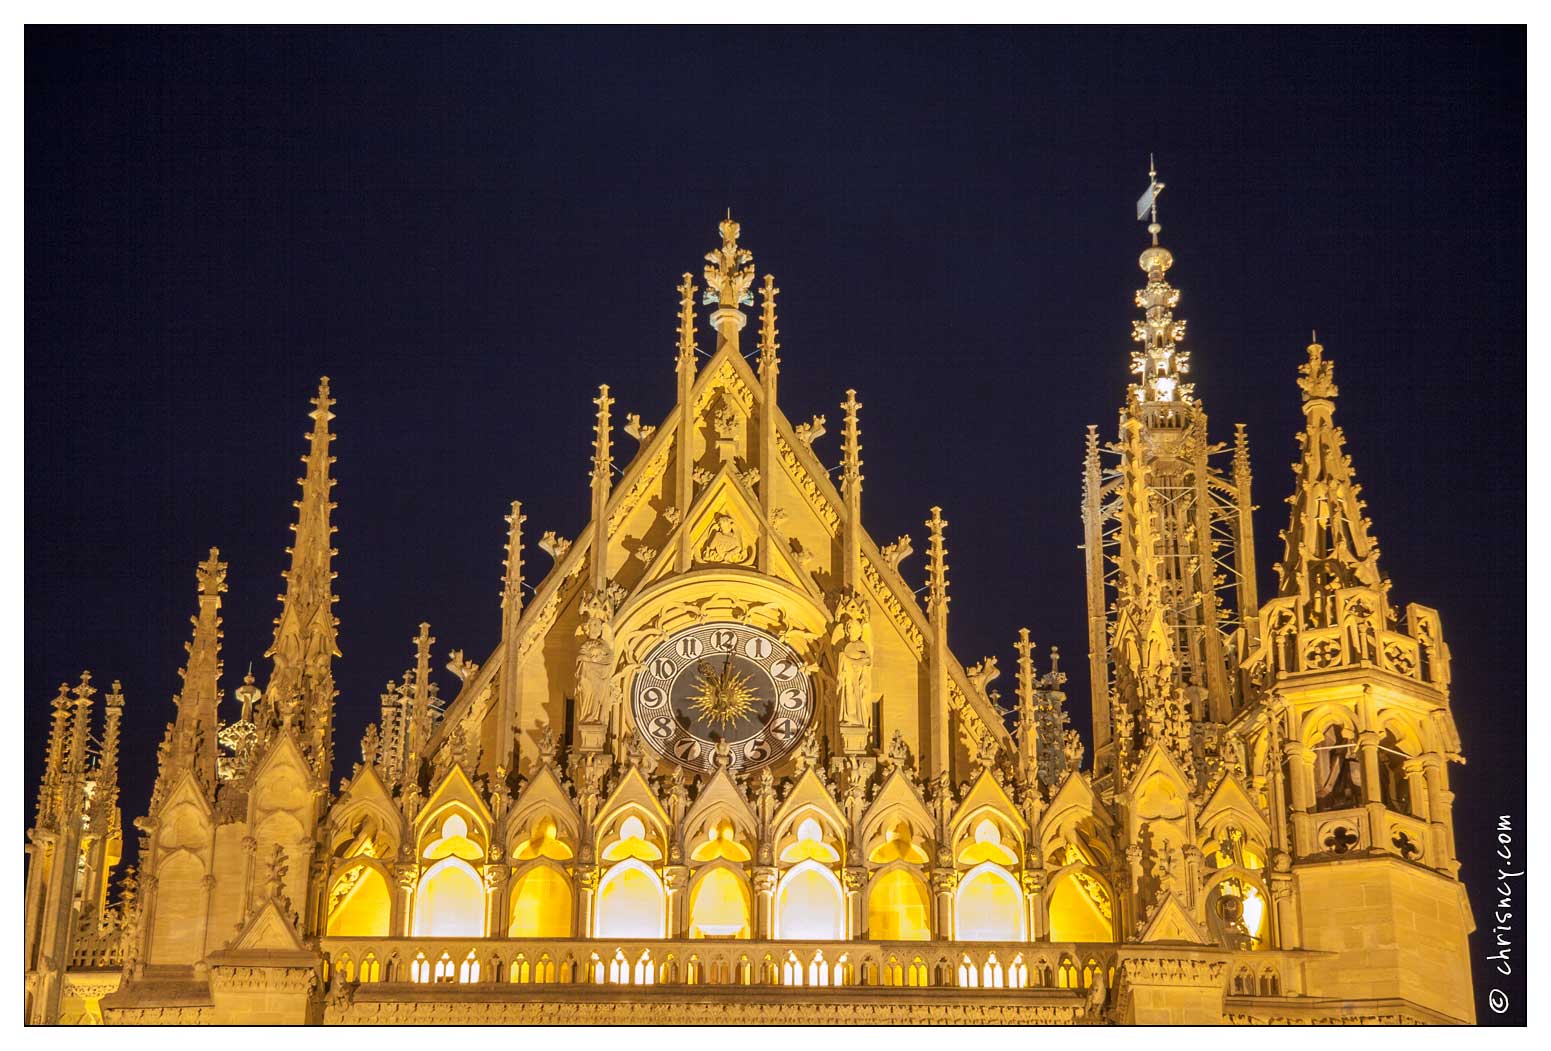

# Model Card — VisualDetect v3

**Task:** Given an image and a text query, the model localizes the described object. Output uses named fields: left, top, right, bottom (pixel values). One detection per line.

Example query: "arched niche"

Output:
left=508, top=862, right=574, bottom=938
left=775, top=859, right=845, bottom=940
left=867, top=867, right=932, bottom=941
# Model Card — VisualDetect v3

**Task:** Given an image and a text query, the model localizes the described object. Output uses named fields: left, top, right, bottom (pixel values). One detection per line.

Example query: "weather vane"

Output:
left=1136, top=153, right=1165, bottom=245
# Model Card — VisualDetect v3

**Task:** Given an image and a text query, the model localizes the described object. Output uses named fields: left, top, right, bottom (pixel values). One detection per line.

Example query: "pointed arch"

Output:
left=686, top=861, right=752, bottom=939
left=955, top=861, right=1025, bottom=942
left=507, top=860, right=574, bottom=938
left=775, top=859, right=845, bottom=940
left=326, top=861, right=392, bottom=937
left=595, top=857, right=666, bottom=939
left=1046, top=868, right=1114, bottom=943
left=412, top=856, right=486, bottom=937
left=866, top=865, right=932, bottom=941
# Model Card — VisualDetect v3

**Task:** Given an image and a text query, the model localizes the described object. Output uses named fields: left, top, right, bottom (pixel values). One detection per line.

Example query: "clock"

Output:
left=631, top=621, right=814, bottom=774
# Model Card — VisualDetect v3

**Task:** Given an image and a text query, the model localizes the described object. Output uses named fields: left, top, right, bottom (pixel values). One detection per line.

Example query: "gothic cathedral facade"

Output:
left=24, top=207, right=1475, bottom=1024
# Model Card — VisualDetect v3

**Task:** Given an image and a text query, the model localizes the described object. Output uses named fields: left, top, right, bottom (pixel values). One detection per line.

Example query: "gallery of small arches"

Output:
left=320, top=767, right=1273, bottom=953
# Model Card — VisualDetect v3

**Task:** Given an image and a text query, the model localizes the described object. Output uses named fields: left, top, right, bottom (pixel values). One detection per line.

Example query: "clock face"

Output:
left=631, top=621, right=813, bottom=774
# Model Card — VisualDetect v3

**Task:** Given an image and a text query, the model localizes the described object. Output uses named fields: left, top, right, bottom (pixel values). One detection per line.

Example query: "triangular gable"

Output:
left=247, top=730, right=320, bottom=825
left=949, top=768, right=1028, bottom=845
left=682, top=766, right=760, bottom=840
left=507, top=763, right=582, bottom=844
left=228, top=898, right=308, bottom=953
left=1138, top=892, right=1210, bottom=945
left=249, top=727, right=318, bottom=793
left=1042, top=770, right=1112, bottom=836
left=596, top=764, right=672, bottom=834
left=419, top=764, right=494, bottom=834
left=1123, top=739, right=1193, bottom=804
left=632, top=462, right=822, bottom=605
left=859, top=769, right=934, bottom=847
left=328, top=764, right=404, bottom=854
left=1197, top=773, right=1271, bottom=846
left=153, top=769, right=215, bottom=824
left=771, top=767, right=847, bottom=841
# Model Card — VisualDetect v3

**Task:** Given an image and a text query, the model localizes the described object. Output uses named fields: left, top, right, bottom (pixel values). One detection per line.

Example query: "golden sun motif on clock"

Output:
left=631, top=620, right=814, bottom=774
left=687, top=655, right=758, bottom=728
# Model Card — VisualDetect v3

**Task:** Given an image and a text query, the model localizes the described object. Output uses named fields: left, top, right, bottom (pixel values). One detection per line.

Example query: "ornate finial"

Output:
left=235, top=665, right=260, bottom=723
left=537, top=725, right=558, bottom=767
left=1297, top=337, right=1338, bottom=403
left=758, top=274, right=780, bottom=381
left=311, top=376, right=335, bottom=426
left=840, top=390, right=863, bottom=494
left=703, top=216, right=755, bottom=309
left=1014, top=628, right=1036, bottom=711
left=1232, top=423, right=1252, bottom=479
left=503, top=500, right=526, bottom=617
left=196, top=547, right=228, bottom=596
left=925, top=507, right=950, bottom=615
left=590, top=385, right=614, bottom=486
left=1129, top=162, right=1192, bottom=411
left=676, top=273, right=699, bottom=370
left=360, top=722, right=381, bottom=768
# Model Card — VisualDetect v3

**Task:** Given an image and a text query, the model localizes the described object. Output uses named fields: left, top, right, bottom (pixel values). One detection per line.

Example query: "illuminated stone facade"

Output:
left=25, top=206, right=1475, bottom=1025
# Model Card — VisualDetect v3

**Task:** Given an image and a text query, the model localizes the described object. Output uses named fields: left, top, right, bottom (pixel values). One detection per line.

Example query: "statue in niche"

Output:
left=831, top=590, right=874, bottom=730
left=573, top=592, right=618, bottom=725
left=1313, top=724, right=1362, bottom=810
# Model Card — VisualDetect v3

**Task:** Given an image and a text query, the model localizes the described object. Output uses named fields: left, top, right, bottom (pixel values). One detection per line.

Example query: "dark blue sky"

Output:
left=25, top=27, right=1524, bottom=1021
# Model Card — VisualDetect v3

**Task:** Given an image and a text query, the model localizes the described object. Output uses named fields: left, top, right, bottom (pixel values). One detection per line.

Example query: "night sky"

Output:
left=25, top=27, right=1525, bottom=1022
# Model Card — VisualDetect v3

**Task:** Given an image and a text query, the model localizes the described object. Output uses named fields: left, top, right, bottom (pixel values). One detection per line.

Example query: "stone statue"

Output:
left=831, top=591, right=874, bottom=729
left=573, top=593, right=617, bottom=725
left=698, top=512, right=747, bottom=564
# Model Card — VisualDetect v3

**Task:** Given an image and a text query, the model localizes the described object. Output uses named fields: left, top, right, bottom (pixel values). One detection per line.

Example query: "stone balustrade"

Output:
left=318, top=936, right=1305, bottom=999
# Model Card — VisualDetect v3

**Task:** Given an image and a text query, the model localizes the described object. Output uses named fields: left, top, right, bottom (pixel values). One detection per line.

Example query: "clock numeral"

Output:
left=648, top=716, right=674, bottom=739
left=780, top=687, right=805, bottom=710
left=676, top=636, right=703, bottom=658
left=743, top=636, right=772, bottom=660
left=745, top=739, right=769, bottom=763
left=771, top=658, right=800, bottom=681
left=651, top=657, right=677, bottom=679
left=711, top=628, right=736, bottom=651
left=640, top=686, right=666, bottom=709
left=673, top=738, right=701, bottom=762
left=769, top=718, right=797, bottom=743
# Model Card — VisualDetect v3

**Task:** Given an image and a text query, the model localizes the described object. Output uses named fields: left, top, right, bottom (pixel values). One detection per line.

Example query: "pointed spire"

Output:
left=409, top=622, right=436, bottom=765
left=36, top=682, right=74, bottom=830
left=590, top=384, right=615, bottom=487
left=840, top=390, right=863, bottom=496
left=502, top=500, right=526, bottom=628
left=676, top=272, right=700, bottom=375
left=262, top=377, right=340, bottom=774
left=702, top=215, right=754, bottom=353
left=93, top=681, right=125, bottom=828
left=66, top=671, right=96, bottom=784
left=174, top=548, right=226, bottom=788
left=1014, top=628, right=1038, bottom=784
left=925, top=506, right=950, bottom=618
left=1276, top=338, right=1385, bottom=615
left=590, top=385, right=614, bottom=593
left=499, top=500, right=526, bottom=776
left=1129, top=160, right=1194, bottom=416
left=1231, top=423, right=1261, bottom=620
left=757, top=274, right=780, bottom=382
